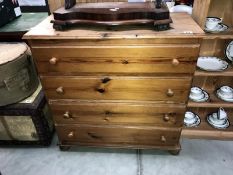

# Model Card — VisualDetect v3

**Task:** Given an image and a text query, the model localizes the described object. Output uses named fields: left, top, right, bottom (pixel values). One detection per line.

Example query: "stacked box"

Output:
left=0, top=84, right=54, bottom=146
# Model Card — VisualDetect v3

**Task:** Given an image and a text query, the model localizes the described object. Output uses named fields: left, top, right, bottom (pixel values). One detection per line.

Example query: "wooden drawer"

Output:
left=36, top=57, right=196, bottom=75
left=50, top=101, right=185, bottom=127
left=32, top=44, right=200, bottom=59
left=32, top=44, right=199, bottom=75
left=41, top=76, right=192, bottom=103
left=56, top=125, right=181, bottom=148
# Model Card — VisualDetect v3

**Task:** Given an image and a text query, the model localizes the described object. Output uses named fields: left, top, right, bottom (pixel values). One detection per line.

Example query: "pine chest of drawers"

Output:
left=24, top=13, right=203, bottom=153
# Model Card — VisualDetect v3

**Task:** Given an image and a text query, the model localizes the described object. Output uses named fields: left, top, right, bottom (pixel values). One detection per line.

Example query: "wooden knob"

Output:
left=161, top=135, right=166, bottom=142
left=49, top=57, right=58, bottom=65
left=68, top=131, right=74, bottom=138
left=172, top=59, right=179, bottom=66
left=63, top=111, right=72, bottom=119
left=163, top=114, right=170, bottom=122
left=56, top=86, right=64, bottom=94
left=167, top=89, right=174, bottom=97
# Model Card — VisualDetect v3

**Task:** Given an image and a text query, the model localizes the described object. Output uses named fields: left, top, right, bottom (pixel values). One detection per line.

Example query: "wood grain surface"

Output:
left=32, top=43, right=199, bottom=75
left=31, top=44, right=200, bottom=59
left=41, top=76, right=192, bottom=102
left=56, top=124, right=181, bottom=147
left=24, top=11, right=204, bottom=150
left=36, top=57, right=197, bottom=75
left=50, top=101, right=185, bottom=127
left=23, top=13, right=204, bottom=40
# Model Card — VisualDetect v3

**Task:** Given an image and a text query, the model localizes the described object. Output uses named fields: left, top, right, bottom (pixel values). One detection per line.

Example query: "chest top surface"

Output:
left=23, top=13, right=204, bottom=40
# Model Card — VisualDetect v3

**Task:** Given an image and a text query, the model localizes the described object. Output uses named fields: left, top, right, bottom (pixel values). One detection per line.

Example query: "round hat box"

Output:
left=0, top=43, right=39, bottom=106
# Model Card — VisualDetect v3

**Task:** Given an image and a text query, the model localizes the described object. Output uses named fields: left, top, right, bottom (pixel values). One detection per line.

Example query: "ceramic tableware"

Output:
left=189, top=87, right=209, bottom=102
left=189, top=87, right=204, bottom=99
left=225, top=41, right=233, bottom=62
left=205, top=17, right=222, bottom=30
left=197, top=57, right=228, bottom=71
left=207, top=113, right=229, bottom=129
left=207, top=108, right=230, bottom=129
left=184, top=111, right=201, bottom=127
left=218, top=107, right=227, bottom=120
left=204, top=23, right=229, bottom=33
left=216, top=86, right=233, bottom=102
left=170, top=5, right=193, bottom=15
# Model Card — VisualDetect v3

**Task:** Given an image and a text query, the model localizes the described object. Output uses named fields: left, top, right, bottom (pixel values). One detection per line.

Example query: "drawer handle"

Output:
left=161, top=136, right=166, bottom=143
left=63, top=111, right=72, bottom=119
left=49, top=57, right=58, bottom=65
left=68, top=131, right=74, bottom=138
left=122, top=59, right=129, bottom=64
left=172, top=59, right=179, bottom=66
left=163, top=114, right=170, bottom=122
left=102, top=77, right=111, bottom=84
left=56, top=86, right=64, bottom=94
left=166, top=89, right=174, bottom=97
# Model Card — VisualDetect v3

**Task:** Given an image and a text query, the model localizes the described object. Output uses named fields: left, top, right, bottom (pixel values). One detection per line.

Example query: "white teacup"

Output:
left=184, top=111, right=196, bottom=124
left=217, top=107, right=228, bottom=120
left=190, top=87, right=204, bottom=100
left=218, top=86, right=233, bottom=99
left=205, top=17, right=222, bottom=30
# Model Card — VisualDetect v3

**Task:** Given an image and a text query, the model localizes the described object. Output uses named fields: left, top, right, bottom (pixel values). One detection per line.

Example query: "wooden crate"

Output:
left=0, top=84, right=54, bottom=146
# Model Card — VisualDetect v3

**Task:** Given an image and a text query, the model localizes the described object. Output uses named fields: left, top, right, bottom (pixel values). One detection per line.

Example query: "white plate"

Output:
left=197, top=57, right=228, bottom=71
left=225, top=41, right=233, bottom=62
left=207, top=113, right=229, bottom=129
left=216, top=89, right=233, bottom=102
left=189, top=90, right=209, bottom=102
left=204, top=23, right=229, bottom=33
left=170, top=5, right=193, bottom=15
left=184, top=113, right=201, bottom=127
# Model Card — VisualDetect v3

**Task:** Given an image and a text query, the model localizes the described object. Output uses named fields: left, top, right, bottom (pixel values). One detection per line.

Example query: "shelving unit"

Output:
left=194, top=66, right=233, bottom=77
left=182, top=108, right=233, bottom=140
left=182, top=0, right=233, bottom=140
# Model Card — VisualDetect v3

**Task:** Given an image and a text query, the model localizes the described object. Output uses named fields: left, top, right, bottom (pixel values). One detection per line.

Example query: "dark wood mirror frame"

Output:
left=52, top=1, right=172, bottom=31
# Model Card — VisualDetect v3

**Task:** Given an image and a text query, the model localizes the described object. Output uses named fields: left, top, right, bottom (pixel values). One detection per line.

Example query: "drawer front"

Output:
left=56, top=125, right=181, bottom=147
left=32, top=45, right=200, bottom=60
left=41, top=76, right=192, bottom=103
left=50, top=101, right=185, bottom=127
left=32, top=45, right=199, bottom=75
left=36, top=57, right=196, bottom=75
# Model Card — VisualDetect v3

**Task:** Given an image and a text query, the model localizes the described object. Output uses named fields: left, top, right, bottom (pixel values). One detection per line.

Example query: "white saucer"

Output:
left=225, top=41, right=233, bottom=62
left=189, top=90, right=209, bottom=102
left=197, top=57, right=228, bottom=71
left=207, top=113, right=230, bottom=129
left=184, top=112, right=201, bottom=127
left=216, top=89, right=233, bottom=102
left=204, top=23, right=229, bottom=33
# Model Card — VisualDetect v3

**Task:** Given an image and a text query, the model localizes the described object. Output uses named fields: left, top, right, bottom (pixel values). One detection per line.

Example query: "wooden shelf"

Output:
left=182, top=110, right=233, bottom=140
left=188, top=0, right=233, bottom=141
left=195, top=65, right=233, bottom=77
left=188, top=91, right=233, bottom=108
left=203, top=27, right=233, bottom=39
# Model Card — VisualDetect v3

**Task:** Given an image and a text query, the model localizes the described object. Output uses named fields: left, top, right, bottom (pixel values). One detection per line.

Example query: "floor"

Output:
left=1, top=137, right=233, bottom=175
